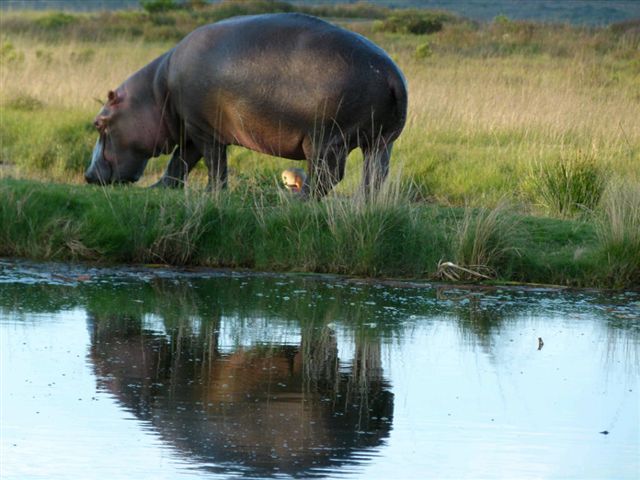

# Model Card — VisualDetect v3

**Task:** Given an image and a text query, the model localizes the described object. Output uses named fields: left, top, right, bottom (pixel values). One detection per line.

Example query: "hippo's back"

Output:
left=168, top=13, right=407, bottom=155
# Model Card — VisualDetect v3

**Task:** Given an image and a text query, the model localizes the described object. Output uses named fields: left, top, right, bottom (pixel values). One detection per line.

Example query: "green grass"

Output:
left=0, top=4, right=638, bottom=288
left=449, top=201, right=521, bottom=278
left=595, top=181, right=640, bottom=287
left=525, top=150, right=608, bottom=218
left=2, top=178, right=635, bottom=288
left=0, top=107, right=94, bottom=181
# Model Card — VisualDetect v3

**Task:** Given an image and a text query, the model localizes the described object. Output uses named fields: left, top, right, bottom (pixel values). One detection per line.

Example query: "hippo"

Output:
left=85, top=13, right=407, bottom=198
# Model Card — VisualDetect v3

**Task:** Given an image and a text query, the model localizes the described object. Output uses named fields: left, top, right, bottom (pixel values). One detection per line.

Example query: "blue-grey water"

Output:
left=1, top=260, right=638, bottom=479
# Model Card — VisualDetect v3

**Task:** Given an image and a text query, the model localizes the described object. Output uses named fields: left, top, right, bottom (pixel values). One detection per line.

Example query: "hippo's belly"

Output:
left=201, top=89, right=331, bottom=159
left=217, top=106, right=307, bottom=159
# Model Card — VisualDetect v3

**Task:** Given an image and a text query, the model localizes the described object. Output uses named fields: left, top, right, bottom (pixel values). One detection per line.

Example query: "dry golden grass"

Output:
left=404, top=56, right=639, bottom=143
left=0, top=37, right=168, bottom=109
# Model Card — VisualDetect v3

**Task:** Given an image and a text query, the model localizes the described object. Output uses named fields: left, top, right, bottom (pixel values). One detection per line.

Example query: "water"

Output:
left=1, top=260, right=638, bottom=479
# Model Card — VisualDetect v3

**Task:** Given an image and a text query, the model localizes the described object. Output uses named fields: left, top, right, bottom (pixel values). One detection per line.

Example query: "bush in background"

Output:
left=140, top=0, right=179, bottom=14
left=374, top=10, right=454, bottom=35
left=34, top=12, right=77, bottom=30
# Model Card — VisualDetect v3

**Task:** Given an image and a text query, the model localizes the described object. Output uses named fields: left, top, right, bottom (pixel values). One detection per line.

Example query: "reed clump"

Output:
left=249, top=173, right=444, bottom=277
left=526, top=151, right=608, bottom=218
left=595, top=181, right=640, bottom=287
left=445, top=201, right=520, bottom=280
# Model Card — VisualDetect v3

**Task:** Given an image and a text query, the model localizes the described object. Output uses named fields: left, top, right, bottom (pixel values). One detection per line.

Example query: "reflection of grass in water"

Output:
left=603, top=325, right=640, bottom=376
left=83, top=283, right=390, bottom=399
left=0, top=268, right=391, bottom=395
left=602, top=298, right=640, bottom=373
left=437, top=290, right=515, bottom=351
left=301, top=323, right=340, bottom=391
left=2, top=267, right=638, bottom=377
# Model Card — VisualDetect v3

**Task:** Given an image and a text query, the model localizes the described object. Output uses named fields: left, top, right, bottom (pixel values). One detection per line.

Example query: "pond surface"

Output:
left=1, top=260, right=638, bottom=479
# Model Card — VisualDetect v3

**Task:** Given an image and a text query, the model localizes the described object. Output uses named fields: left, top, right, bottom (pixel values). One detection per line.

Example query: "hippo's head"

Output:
left=85, top=88, right=169, bottom=185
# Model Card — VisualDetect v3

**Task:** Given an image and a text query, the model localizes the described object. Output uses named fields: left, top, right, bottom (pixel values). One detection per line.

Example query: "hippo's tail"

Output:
left=386, top=70, right=408, bottom=141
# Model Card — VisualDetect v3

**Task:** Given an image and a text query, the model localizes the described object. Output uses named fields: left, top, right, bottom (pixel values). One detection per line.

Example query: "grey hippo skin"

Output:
left=85, top=13, right=408, bottom=198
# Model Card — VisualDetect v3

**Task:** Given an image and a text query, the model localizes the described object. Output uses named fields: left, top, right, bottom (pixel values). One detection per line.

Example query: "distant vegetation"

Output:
left=2, top=1, right=639, bottom=42
left=1, top=1, right=459, bottom=42
left=2, top=0, right=639, bottom=25
left=0, top=1, right=638, bottom=287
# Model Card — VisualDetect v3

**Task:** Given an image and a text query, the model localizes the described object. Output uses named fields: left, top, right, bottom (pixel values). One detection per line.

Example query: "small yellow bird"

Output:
left=281, top=168, right=307, bottom=193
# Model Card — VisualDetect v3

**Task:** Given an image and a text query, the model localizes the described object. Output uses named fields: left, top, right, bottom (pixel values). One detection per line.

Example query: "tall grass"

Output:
left=2, top=178, right=634, bottom=287
left=398, top=52, right=639, bottom=206
left=2, top=177, right=438, bottom=275
left=447, top=201, right=520, bottom=279
left=595, top=181, right=640, bottom=287
left=526, top=151, right=607, bottom=217
left=249, top=171, right=445, bottom=276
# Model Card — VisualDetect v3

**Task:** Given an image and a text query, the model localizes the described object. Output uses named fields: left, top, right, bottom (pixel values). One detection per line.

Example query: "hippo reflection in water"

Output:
left=87, top=313, right=393, bottom=477
left=85, top=13, right=407, bottom=197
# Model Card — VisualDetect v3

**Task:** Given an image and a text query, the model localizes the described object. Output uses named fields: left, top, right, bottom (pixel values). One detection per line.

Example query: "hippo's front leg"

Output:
left=152, top=143, right=202, bottom=188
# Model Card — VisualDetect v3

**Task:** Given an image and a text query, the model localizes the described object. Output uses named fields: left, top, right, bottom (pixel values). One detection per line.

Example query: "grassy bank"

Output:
left=2, top=178, right=638, bottom=288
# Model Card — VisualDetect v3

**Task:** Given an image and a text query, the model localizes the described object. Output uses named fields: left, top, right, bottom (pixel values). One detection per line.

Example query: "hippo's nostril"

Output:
left=85, top=168, right=106, bottom=185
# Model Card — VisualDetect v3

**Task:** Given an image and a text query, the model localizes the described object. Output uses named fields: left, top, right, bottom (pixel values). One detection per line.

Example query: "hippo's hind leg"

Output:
left=202, top=141, right=228, bottom=191
left=361, top=140, right=393, bottom=198
left=152, top=141, right=202, bottom=188
left=303, top=136, right=348, bottom=199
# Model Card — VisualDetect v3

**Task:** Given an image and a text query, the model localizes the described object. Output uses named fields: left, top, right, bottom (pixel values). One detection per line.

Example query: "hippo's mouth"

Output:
left=85, top=137, right=113, bottom=184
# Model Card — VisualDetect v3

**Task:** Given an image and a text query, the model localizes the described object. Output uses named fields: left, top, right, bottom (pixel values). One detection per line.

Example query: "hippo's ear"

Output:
left=107, top=89, right=124, bottom=106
